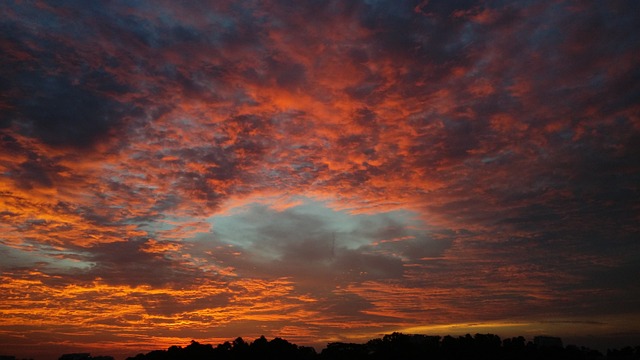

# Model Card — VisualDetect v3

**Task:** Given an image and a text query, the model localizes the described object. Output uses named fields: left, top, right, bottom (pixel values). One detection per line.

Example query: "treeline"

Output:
left=125, top=332, right=640, bottom=360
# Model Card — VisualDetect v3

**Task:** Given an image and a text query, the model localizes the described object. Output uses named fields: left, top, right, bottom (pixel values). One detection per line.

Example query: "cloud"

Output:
left=0, top=0, right=639, bottom=357
left=84, top=239, right=200, bottom=287
left=207, top=202, right=420, bottom=283
left=8, top=72, right=135, bottom=148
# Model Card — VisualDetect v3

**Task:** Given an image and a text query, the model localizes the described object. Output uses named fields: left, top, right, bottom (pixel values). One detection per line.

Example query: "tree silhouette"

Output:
left=120, top=332, right=640, bottom=360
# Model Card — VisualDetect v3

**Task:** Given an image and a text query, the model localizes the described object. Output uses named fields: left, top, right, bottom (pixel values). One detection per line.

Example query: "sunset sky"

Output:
left=1, top=0, right=639, bottom=359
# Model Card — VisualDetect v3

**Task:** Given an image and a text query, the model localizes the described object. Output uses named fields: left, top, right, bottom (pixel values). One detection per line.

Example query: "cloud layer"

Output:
left=1, top=0, right=639, bottom=358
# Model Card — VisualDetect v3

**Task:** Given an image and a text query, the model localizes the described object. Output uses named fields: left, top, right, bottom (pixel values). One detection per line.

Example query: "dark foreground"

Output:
left=6, top=333, right=634, bottom=360
left=121, top=333, right=638, bottom=360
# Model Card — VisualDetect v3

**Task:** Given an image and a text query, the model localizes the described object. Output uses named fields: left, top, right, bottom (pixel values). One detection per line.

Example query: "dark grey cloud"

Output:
left=84, top=239, right=206, bottom=287
left=11, top=156, right=60, bottom=190
left=0, top=3, right=143, bottom=148
left=2, top=66, right=135, bottom=150
left=141, top=292, right=231, bottom=317
left=205, top=204, right=443, bottom=291
left=320, top=292, right=373, bottom=317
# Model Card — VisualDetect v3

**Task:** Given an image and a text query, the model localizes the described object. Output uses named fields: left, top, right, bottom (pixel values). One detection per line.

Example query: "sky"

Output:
left=1, top=0, right=639, bottom=359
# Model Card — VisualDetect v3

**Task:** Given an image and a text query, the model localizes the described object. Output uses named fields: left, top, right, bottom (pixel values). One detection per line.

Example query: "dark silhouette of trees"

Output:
left=123, top=333, right=640, bottom=360
left=319, top=342, right=368, bottom=360
left=607, top=346, right=640, bottom=360
left=128, top=337, right=316, bottom=360
left=59, top=355, right=113, bottom=360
